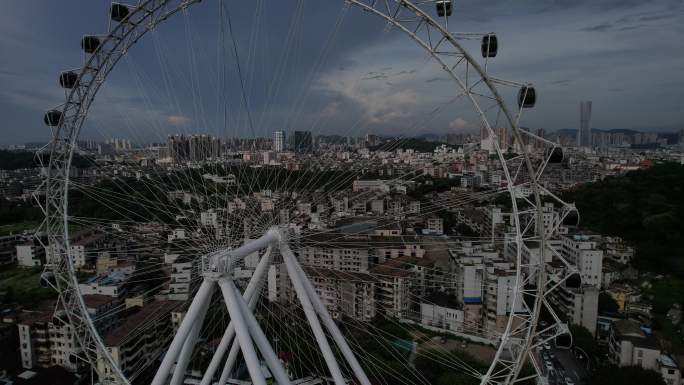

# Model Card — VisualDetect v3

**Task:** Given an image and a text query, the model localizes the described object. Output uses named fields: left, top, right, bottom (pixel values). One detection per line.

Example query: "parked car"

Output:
left=545, top=361, right=554, bottom=372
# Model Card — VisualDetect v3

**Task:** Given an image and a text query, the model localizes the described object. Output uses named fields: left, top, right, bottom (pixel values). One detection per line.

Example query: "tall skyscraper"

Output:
left=292, top=131, right=313, bottom=153
left=578, top=101, right=592, bottom=148
left=166, top=134, right=221, bottom=163
left=273, top=130, right=285, bottom=152
left=496, top=127, right=509, bottom=149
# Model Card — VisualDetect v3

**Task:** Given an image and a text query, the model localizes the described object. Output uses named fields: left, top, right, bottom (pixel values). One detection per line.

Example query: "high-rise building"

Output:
left=578, top=101, right=592, bottom=148
left=292, top=131, right=313, bottom=153
left=365, top=134, right=381, bottom=147
left=273, top=130, right=285, bottom=152
left=496, top=127, right=508, bottom=149
left=166, top=134, right=221, bottom=163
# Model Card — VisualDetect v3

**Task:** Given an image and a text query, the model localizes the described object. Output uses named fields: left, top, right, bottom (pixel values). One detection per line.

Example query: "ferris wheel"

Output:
left=36, top=1, right=580, bottom=385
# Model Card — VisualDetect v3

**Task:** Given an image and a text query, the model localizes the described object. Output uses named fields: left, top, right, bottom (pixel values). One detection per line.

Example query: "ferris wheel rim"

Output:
left=41, top=1, right=548, bottom=384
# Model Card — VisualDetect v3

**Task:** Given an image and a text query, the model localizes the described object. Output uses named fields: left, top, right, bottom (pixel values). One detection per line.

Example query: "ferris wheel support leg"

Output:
left=200, top=249, right=273, bottom=385
left=170, top=291, right=212, bottom=385
left=230, top=279, right=292, bottom=385
left=218, top=291, right=263, bottom=385
left=290, top=256, right=372, bottom=385
left=281, top=244, right=347, bottom=385
left=218, top=331, right=242, bottom=385
left=151, top=279, right=215, bottom=385
left=218, top=278, right=268, bottom=385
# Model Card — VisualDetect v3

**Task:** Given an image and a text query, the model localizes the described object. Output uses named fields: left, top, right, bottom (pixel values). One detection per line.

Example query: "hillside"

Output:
left=0, top=150, right=95, bottom=170
left=562, top=163, right=684, bottom=276
left=0, top=150, right=38, bottom=170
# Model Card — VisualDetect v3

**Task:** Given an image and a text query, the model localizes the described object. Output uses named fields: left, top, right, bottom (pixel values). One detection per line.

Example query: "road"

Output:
left=537, top=342, right=589, bottom=385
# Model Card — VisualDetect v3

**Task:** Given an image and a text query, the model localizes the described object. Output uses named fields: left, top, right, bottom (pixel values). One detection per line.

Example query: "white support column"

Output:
left=218, top=330, right=242, bottom=385
left=218, top=278, right=267, bottom=385
left=170, top=291, right=212, bottom=385
left=152, top=279, right=215, bottom=385
left=230, top=280, right=292, bottom=385
left=200, top=249, right=273, bottom=385
left=291, top=257, right=372, bottom=385
left=281, top=244, right=347, bottom=385
left=217, top=291, right=260, bottom=385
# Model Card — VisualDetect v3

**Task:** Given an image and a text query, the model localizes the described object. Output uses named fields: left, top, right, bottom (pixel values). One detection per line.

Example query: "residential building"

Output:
left=548, top=283, right=599, bottom=335
left=370, top=261, right=413, bottom=318
left=97, top=300, right=180, bottom=382
left=16, top=241, right=45, bottom=267
left=484, top=264, right=524, bottom=334
left=49, top=311, right=82, bottom=372
left=273, top=130, right=285, bottom=152
left=83, top=294, right=120, bottom=334
left=420, top=293, right=464, bottom=332
left=0, top=234, right=22, bottom=265
left=306, top=267, right=377, bottom=321
left=609, top=319, right=661, bottom=370
left=79, top=271, right=128, bottom=298
left=561, top=232, right=604, bottom=289
left=168, top=260, right=195, bottom=301
left=17, top=309, right=53, bottom=369
left=425, top=217, right=444, bottom=235
left=658, top=355, right=682, bottom=385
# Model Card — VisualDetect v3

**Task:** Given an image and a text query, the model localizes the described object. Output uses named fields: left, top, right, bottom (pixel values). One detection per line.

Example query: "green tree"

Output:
left=562, top=163, right=684, bottom=277
left=598, top=292, right=620, bottom=314
left=437, top=372, right=479, bottom=385
left=569, top=324, right=598, bottom=362
left=2, top=286, right=15, bottom=304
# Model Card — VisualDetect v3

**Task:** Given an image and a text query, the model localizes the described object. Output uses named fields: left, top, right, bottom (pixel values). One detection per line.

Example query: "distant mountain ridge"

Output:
left=556, top=128, right=645, bottom=136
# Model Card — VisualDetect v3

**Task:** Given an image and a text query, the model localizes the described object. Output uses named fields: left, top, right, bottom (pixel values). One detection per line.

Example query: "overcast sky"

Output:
left=1, top=0, right=682, bottom=145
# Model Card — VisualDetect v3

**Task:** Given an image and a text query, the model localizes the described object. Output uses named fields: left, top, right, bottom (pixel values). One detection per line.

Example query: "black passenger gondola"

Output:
left=44, top=110, right=63, bottom=126
left=111, top=3, right=130, bottom=22
left=81, top=36, right=101, bottom=54
left=59, top=71, right=79, bottom=89
left=547, top=147, right=564, bottom=163
left=481, top=34, right=498, bottom=58
left=555, top=330, right=573, bottom=349
left=436, top=0, right=452, bottom=17
left=52, top=316, right=65, bottom=327
left=565, top=273, right=582, bottom=289
left=518, top=86, right=536, bottom=108
left=40, top=271, right=56, bottom=288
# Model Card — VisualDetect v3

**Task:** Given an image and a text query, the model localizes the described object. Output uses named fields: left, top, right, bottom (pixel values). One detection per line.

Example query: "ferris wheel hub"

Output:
left=201, top=227, right=286, bottom=279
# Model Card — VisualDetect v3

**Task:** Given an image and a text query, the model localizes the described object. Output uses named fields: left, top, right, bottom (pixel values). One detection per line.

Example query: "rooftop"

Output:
left=613, top=319, right=661, bottom=350
left=303, top=266, right=376, bottom=282
left=103, top=300, right=180, bottom=346
left=83, top=294, right=117, bottom=308
left=424, top=291, right=461, bottom=309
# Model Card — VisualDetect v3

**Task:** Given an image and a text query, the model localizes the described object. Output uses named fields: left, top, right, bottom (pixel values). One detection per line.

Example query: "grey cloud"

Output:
left=362, top=74, right=388, bottom=80
left=639, top=14, right=674, bottom=22
left=580, top=23, right=613, bottom=32
left=548, top=79, right=572, bottom=86
left=425, top=77, right=448, bottom=83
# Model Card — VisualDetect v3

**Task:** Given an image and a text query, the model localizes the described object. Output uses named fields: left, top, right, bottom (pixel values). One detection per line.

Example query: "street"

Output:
left=537, top=341, right=589, bottom=385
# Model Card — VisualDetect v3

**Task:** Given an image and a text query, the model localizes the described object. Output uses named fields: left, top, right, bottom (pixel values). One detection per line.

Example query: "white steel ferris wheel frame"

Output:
left=37, top=1, right=574, bottom=384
